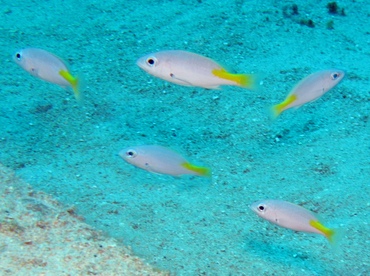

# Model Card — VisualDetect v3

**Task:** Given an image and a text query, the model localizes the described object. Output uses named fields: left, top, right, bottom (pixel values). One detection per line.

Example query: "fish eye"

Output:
left=146, top=57, right=157, bottom=67
left=331, top=72, right=340, bottom=80
left=257, top=204, right=266, bottom=212
left=15, top=52, right=21, bottom=60
left=126, top=149, right=137, bottom=158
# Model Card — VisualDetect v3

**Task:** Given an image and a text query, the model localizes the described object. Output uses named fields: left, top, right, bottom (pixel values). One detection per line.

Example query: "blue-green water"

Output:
left=1, top=1, right=369, bottom=275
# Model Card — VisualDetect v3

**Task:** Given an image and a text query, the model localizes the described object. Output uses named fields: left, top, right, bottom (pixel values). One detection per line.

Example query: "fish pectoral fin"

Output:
left=181, top=162, right=211, bottom=177
left=59, top=70, right=82, bottom=101
left=144, top=163, right=160, bottom=175
left=30, top=67, right=40, bottom=77
left=212, top=68, right=259, bottom=90
left=169, top=73, right=194, bottom=86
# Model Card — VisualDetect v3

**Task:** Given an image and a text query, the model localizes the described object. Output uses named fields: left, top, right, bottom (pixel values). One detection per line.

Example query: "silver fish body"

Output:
left=137, top=50, right=257, bottom=90
left=14, top=48, right=71, bottom=87
left=250, top=199, right=325, bottom=236
left=119, top=145, right=210, bottom=177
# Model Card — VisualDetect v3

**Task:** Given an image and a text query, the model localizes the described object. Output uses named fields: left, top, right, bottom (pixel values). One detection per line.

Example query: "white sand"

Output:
left=0, top=163, right=169, bottom=275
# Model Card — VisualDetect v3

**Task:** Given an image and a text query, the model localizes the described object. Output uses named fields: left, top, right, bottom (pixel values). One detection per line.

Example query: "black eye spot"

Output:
left=258, top=205, right=265, bottom=211
left=146, top=57, right=157, bottom=67
left=16, top=53, right=21, bottom=60
left=331, top=72, right=339, bottom=80
left=126, top=150, right=137, bottom=158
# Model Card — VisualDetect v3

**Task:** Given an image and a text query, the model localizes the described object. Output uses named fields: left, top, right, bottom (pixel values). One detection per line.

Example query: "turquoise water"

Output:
left=1, top=0, right=369, bottom=275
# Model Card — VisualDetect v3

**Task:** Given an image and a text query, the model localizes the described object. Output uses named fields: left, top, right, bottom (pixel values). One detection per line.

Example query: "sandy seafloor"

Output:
left=1, top=0, right=369, bottom=275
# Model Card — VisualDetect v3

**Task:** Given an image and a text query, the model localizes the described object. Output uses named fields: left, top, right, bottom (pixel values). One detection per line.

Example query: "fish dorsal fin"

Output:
left=181, top=162, right=211, bottom=177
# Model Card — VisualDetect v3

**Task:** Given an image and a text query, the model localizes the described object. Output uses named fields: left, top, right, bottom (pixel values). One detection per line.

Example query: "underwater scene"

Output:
left=1, top=0, right=369, bottom=275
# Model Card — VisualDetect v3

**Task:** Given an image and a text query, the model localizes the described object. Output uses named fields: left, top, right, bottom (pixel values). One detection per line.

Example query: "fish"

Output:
left=119, top=145, right=211, bottom=177
left=13, top=48, right=82, bottom=101
left=136, top=50, right=259, bottom=90
left=250, top=199, right=340, bottom=243
left=271, top=69, right=345, bottom=118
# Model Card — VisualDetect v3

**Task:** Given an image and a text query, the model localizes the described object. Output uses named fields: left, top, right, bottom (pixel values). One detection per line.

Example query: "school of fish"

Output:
left=13, top=47, right=345, bottom=247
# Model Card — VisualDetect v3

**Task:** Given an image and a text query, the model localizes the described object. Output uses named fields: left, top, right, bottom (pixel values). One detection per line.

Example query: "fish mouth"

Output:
left=118, top=149, right=126, bottom=159
left=136, top=57, right=146, bottom=70
left=249, top=201, right=260, bottom=212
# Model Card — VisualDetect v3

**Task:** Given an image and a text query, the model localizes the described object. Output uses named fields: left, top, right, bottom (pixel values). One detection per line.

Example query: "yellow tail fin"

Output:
left=309, top=220, right=343, bottom=246
left=270, top=94, right=297, bottom=119
left=59, top=70, right=82, bottom=101
left=182, top=162, right=211, bottom=177
left=212, top=69, right=259, bottom=90
left=270, top=105, right=283, bottom=119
